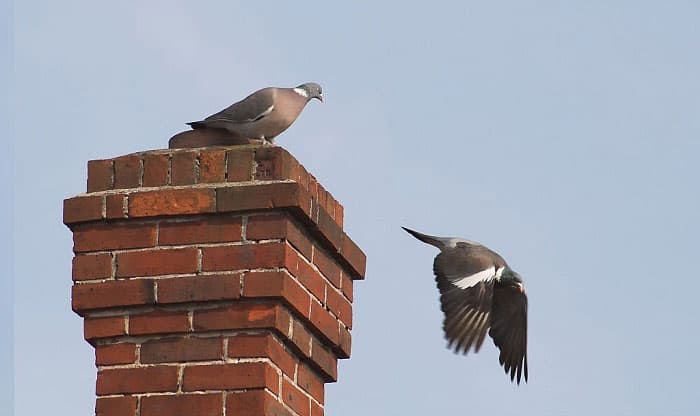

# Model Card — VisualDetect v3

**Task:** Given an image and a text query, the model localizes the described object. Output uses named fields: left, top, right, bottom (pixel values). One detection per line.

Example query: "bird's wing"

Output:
left=205, top=88, right=276, bottom=124
left=434, top=247, right=499, bottom=354
left=489, top=282, right=528, bottom=384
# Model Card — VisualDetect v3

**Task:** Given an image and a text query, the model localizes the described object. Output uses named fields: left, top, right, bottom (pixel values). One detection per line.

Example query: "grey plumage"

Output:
left=403, top=226, right=529, bottom=384
left=187, top=82, right=323, bottom=143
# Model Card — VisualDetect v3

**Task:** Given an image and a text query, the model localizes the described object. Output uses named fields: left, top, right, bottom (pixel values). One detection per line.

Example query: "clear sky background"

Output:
left=8, top=1, right=700, bottom=415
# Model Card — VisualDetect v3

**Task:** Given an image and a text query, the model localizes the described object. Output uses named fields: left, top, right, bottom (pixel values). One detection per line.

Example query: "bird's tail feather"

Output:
left=186, top=121, right=205, bottom=129
left=401, top=227, right=448, bottom=250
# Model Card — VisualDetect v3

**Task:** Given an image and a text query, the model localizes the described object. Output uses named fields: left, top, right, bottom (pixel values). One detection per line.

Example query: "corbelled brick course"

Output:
left=65, top=145, right=365, bottom=416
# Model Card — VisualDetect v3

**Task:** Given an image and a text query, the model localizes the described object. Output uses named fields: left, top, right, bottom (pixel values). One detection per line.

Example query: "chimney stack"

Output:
left=63, top=145, right=366, bottom=416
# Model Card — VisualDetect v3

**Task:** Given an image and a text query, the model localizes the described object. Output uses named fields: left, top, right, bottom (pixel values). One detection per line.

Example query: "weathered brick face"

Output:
left=64, top=145, right=366, bottom=416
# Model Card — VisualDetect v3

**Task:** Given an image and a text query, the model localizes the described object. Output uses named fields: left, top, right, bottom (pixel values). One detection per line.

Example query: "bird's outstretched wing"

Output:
left=489, top=283, right=528, bottom=384
left=433, top=246, right=499, bottom=354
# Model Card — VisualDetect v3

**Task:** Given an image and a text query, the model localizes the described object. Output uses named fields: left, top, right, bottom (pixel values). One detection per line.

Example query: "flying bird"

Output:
left=187, top=82, right=323, bottom=144
left=402, top=227, right=528, bottom=384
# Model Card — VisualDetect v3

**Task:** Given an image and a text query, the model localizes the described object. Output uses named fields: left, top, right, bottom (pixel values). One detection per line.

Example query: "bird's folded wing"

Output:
left=434, top=248, right=498, bottom=354
left=489, top=284, right=528, bottom=384
left=206, top=88, right=275, bottom=124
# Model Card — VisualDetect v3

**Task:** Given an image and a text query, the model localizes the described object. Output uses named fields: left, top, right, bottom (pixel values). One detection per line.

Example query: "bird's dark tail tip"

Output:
left=401, top=226, right=445, bottom=249
left=186, top=121, right=205, bottom=129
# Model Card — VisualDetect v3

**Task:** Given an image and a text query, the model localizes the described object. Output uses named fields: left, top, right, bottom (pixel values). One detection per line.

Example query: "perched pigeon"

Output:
left=187, top=82, right=323, bottom=144
left=402, top=227, right=528, bottom=384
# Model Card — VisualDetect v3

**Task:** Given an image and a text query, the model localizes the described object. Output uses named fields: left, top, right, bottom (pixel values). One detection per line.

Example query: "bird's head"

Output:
left=296, top=82, right=324, bottom=103
left=502, top=269, right=525, bottom=293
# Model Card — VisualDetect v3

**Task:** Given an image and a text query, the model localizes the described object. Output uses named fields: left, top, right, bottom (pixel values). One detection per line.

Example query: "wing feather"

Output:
left=433, top=247, right=497, bottom=355
left=489, top=283, right=528, bottom=384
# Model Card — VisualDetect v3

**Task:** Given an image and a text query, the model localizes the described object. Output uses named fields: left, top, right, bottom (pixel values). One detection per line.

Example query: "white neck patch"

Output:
left=293, top=87, right=309, bottom=98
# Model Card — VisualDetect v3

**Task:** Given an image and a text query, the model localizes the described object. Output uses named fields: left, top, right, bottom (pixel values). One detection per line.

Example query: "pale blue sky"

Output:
left=9, top=1, right=700, bottom=415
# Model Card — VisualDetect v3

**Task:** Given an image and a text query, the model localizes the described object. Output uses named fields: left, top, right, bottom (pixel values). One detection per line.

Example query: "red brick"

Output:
left=129, top=188, right=215, bottom=217
left=171, top=151, right=198, bottom=185
left=340, top=272, right=353, bottom=302
left=296, top=165, right=310, bottom=191
left=183, top=362, right=279, bottom=394
left=216, top=182, right=308, bottom=215
left=72, top=279, right=154, bottom=312
left=193, top=302, right=289, bottom=334
left=297, top=364, right=324, bottom=404
left=141, top=393, right=223, bottom=416
left=97, top=366, right=178, bottom=394
left=141, top=337, right=223, bottom=364
left=324, top=194, right=336, bottom=221
left=242, top=271, right=311, bottom=318
left=142, top=153, right=169, bottom=187
left=312, top=247, right=341, bottom=288
left=254, top=147, right=299, bottom=181
left=73, top=222, right=157, bottom=253
left=106, top=194, right=127, bottom=219
left=226, top=148, right=254, bottom=182
left=338, top=325, right=352, bottom=359
left=226, top=390, right=292, bottom=416
left=316, top=207, right=342, bottom=250
left=84, top=316, right=127, bottom=341
left=326, top=286, right=352, bottom=329
left=113, top=155, right=142, bottom=189
left=311, top=401, right=324, bottom=416
left=282, top=378, right=310, bottom=416
left=246, top=213, right=288, bottom=240
left=129, top=310, right=190, bottom=335
left=157, top=274, right=241, bottom=304
left=309, top=302, right=339, bottom=345
left=116, top=247, right=198, bottom=277
left=159, top=216, right=242, bottom=245
left=307, top=175, right=319, bottom=201
left=284, top=248, right=325, bottom=302
left=201, top=242, right=285, bottom=272
left=340, top=234, right=366, bottom=279
left=63, top=196, right=103, bottom=224
left=317, top=185, right=330, bottom=219
left=310, top=339, right=337, bottom=382
left=96, top=396, right=137, bottom=416
left=72, top=253, right=112, bottom=281
left=247, top=214, right=313, bottom=260
left=88, top=159, right=114, bottom=192
left=290, top=320, right=312, bottom=359
left=334, top=201, right=344, bottom=228
left=199, top=149, right=226, bottom=183
left=95, top=343, right=137, bottom=366
left=228, top=333, right=297, bottom=378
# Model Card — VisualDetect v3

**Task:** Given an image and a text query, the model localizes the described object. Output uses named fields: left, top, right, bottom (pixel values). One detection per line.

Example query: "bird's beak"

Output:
left=317, top=95, right=324, bottom=103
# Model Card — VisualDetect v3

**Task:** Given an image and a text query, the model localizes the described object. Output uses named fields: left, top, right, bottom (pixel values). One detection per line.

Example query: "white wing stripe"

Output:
left=451, top=266, right=496, bottom=289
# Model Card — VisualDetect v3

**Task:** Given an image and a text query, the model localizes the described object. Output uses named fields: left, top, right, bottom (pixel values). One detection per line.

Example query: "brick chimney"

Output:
left=63, top=145, right=366, bottom=416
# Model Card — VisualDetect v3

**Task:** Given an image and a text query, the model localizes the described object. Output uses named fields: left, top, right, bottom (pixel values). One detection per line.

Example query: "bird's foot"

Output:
left=257, top=138, right=276, bottom=147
